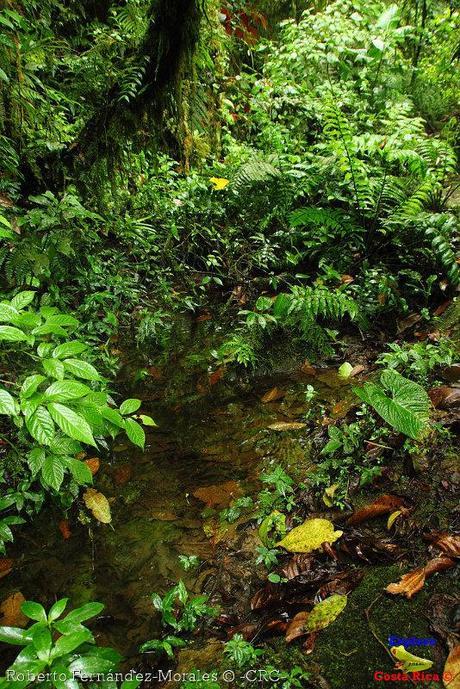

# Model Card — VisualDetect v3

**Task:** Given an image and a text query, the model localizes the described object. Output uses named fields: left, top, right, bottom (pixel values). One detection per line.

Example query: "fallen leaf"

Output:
left=386, top=557, right=454, bottom=599
left=195, top=312, right=212, bottom=322
left=286, top=611, right=309, bottom=642
left=304, top=594, right=347, bottom=633
left=261, top=387, right=286, bottom=403
left=387, top=510, right=402, bottom=530
left=322, top=483, right=339, bottom=507
left=277, top=518, right=343, bottom=553
left=193, top=480, right=241, bottom=508
left=85, top=457, right=100, bottom=475
left=397, top=313, right=422, bottom=333
left=434, top=300, right=451, bottom=316
left=267, top=421, right=306, bottom=431
left=350, top=364, right=366, bottom=377
left=443, top=365, right=460, bottom=383
left=347, top=494, right=405, bottom=525
left=429, top=386, right=460, bottom=409
left=0, top=558, right=13, bottom=579
left=425, top=532, right=460, bottom=558
left=58, top=520, right=71, bottom=540
left=300, top=361, right=316, bottom=376
left=391, top=645, right=433, bottom=672
left=0, top=592, right=27, bottom=627
left=443, top=645, right=460, bottom=688
left=114, top=464, right=132, bottom=485
left=340, top=274, right=354, bottom=284
left=338, top=362, right=353, bottom=379
left=83, top=488, right=112, bottom=524
left=209, top=368, right=224, bottom=386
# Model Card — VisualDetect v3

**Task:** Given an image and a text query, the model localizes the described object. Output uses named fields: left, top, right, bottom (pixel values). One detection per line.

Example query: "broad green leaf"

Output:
left=37, top=342, right=54, bottom=358
left=65, top=457, right=93, bottom=484
left=354, top=370, right=430, bottom=439
left=58, top=602, right=104, bottom=627
left=69, top=656, right=118, bottom=675
left=277, top=518, right=343, bottom=553
left=26, top=406, right=55, bottom=445
left=51, top=629, right=93, bottom=660
left=32, top=323, right=68, bottom=337
left=21, top=600, right=47, bottom=622
left=52, top=341, right=88, bottom=359
left=10, top=291, right=36, bottom=310
left=0, top=388, right=16, bottom=416
left=42, top=455, right=65, bottom=490
left=101, top=407, right=125, bottom=428
left=44, top=381, right=91, bottom=402
left=119, top=398, right=141, bottom=415
left=0, top=325, right=29, bottom=342
left=48, top=598, right=69, bottom=622
left=63, top=359, right=100, bottom=381
left=48, top=403, right=96, bottom=447
left=0, top=303, right=19, bottom=322
left=49, top=436, right=82, bottom=455
left=28, top=447, right=46, bottom=474
left=42, top=358, right=65, bottom=380
left=0, top=626, right=32, bottom=645
left=21, top=374, right=46, bottom=399
left=32, top=626, right=52, bottom=660
left=124, top=417, right=145, bottom=449
left=338, top=362, right=353, bottom=379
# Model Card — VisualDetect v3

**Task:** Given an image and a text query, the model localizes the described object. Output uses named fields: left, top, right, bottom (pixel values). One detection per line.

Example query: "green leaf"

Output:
left=101, top=407, right=125, bottom=428
left=21, top=601, right=47, bottom=622
left=119, top=398, right=141, bottom=415
left=57, top=602, right=104, bottom=632
left=49, top=436, right=82, bottom=455
left=0, top=626, right=32, bottom=645
left=26, top=406, right=55, bottom=445
left=28, top=447, right=46, bottom=475
left=48, top=598, right=69, bottom=622
left=354, top=370, right=430, bottom=440
left=32, top=626, right=52, bottom=660
left=21, top=375, right=46, bottom=399
left=51, top=629, right=93, bottom=659
left=65, top=457, right=93, bottom=484
left=338, top=362, right=353, bottom=379
left=69, top=656, right=118, bottom=676
left=0, top=303, right=19, bottom=322
left=44, top=381, right=92, bottom=402
left=0, top=325, right=29, bottom=342
left=48, top=403, right=96, bottom=447
left=52, top=341, right=89, bottom=359
left=139, top=414, right=157, bottom=427
left=37, top=343, right=54, bottom=358
left=0, top=388, right=16, bottom=416
left=63, top=359, right=100, bottom=381
left=42, top=455, right=65, bottom=490
left=42, top=358, right=65, bottom=380
left=124, top=417, right=145, bottom=449
left=10, top=291, right=36, bottom=310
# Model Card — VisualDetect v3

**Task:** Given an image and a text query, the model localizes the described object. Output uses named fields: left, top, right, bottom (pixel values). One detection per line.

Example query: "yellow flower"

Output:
left=209, top=177, right=229, bottom=190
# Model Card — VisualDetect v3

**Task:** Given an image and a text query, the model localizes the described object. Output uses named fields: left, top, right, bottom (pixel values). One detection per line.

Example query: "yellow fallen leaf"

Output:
left=277, top=518, right=343, bottom=553
left=83, top=488, right=112, bottom=524
left=209, top=177, right=229, bottom=190
left=0, top=592, right=27, bottom=627
left=267, top=421, right=306, bottom=431
left=443, top=645, right=460, bottom=688
left=304, top=594, right=347, bottom=632
left=387, top=510, right=402, bottom=530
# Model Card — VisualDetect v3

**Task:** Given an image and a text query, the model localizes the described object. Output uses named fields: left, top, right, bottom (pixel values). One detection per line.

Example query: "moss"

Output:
left=312, top=565, right=453, bottom=689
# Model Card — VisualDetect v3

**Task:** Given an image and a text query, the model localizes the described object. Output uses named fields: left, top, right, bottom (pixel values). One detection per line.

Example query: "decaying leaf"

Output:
left=443, top=645, right=460, bottom=688
left=347, top=494, right=405, bottom=526
left=0, top=592, right=27, bottom=627
left=85, top=457, right=100, bottom=475
left=286, top=611, right=309, bottom=642
left=322, top=483, right=339, bottom=507
left=425, top=531, right=460, bottom=558
left=193, top=480, right=241, bottom=508
left=277, top=518, right=343, bottom=553
left=261, top=387, right=285, bottom=403
left=0, top=558, right=13, bottom=579
left=304, top=594, right=347, bottom=633
left=429, top=386, right=460, bottom=409
left=390, top=645, right=433, bottom=672
left=83, top=488, right=112, bottom=524
left=267, top=421, right=306, bottom=431
left=58, top=519, right=71, bottom=540
left=114, top=464, right=132, bottom=485
left=386, top=557, right=454, bottom=599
